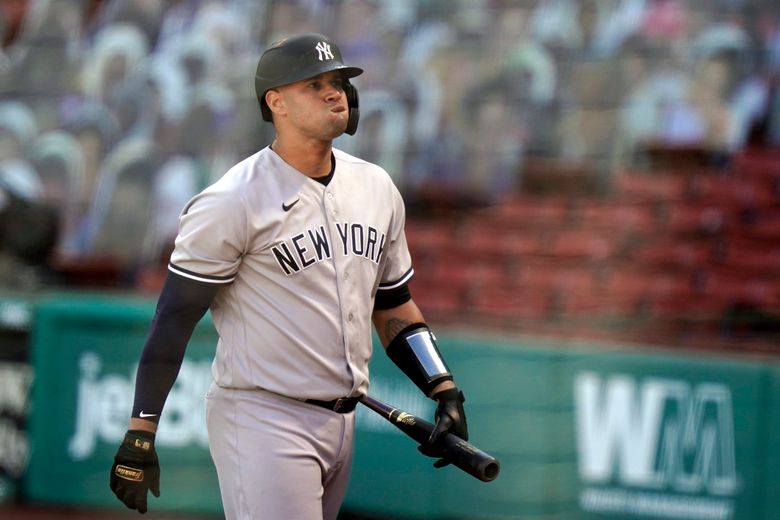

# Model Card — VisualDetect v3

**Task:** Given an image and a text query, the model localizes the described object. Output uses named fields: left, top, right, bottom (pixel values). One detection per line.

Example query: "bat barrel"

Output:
left=440, top=433, right=500, bottom=482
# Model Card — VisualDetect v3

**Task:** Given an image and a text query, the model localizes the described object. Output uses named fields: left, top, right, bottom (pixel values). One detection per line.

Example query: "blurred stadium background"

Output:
left=0, top=0, right=779, bottom=519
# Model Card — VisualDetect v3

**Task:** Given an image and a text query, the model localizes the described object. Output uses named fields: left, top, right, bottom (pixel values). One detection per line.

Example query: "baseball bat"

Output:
left=359, top=395, right=500, bottom=482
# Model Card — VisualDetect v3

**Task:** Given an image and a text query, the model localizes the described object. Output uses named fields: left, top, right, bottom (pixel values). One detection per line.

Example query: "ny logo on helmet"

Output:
left=315, top=41, right=334, bottom=61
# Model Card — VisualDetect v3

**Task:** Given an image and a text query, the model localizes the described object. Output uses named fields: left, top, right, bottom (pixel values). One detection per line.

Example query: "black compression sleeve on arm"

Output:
left=130, top=272, right=219, bottom=423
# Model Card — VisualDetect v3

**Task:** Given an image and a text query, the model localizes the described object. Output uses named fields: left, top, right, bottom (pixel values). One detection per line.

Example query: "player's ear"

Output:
left=265, top=89, right=286, bottom=117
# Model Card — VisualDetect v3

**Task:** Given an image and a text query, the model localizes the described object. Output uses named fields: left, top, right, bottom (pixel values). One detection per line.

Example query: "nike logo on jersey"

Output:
left=139, top=411, right=157, bottom=418
left=282, top=199, right=300, bottom=212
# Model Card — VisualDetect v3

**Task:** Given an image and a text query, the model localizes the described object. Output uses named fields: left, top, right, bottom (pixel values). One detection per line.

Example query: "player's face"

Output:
left=276, top=71, right=349, bottom=140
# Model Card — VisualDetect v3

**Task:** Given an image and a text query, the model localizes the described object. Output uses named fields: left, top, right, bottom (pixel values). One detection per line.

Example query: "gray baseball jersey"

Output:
left=168, top=146, right=413, bottom=401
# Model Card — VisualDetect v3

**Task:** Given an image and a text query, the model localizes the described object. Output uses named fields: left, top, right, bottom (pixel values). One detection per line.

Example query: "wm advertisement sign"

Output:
left=575, top=372, right=738, bottom=519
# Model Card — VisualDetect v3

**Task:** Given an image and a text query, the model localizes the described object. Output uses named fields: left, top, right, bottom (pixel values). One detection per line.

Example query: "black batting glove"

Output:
left=430, top=387, right=468, bottom=443
left=110, top=430, right=160, bottom=514
left=418, top=387, right=469, bottom=469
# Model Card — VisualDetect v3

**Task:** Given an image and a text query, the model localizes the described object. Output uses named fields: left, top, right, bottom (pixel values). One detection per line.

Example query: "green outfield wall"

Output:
left=17, top=293, right=780, bottom=519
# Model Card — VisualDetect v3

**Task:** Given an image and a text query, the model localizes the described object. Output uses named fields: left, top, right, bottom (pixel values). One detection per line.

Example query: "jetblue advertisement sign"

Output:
left=69, top=352, right=211, bottom=461
left=574, top=371, right=738, bottom=520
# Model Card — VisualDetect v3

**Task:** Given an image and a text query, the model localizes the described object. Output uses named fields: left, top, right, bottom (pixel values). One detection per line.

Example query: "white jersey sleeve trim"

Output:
left=377, top=267, right=414, bottom=291
left=168, top=263, right=235, bottom=285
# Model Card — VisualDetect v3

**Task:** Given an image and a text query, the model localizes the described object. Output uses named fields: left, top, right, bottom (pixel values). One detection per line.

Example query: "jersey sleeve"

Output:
left=377, top=183, right=414, bottom=291
left=168, top=187, right=247, bottom=284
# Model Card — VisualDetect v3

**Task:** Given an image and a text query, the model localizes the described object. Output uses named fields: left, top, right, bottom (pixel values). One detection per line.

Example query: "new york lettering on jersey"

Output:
left=272, top=221, right=386, bottom=275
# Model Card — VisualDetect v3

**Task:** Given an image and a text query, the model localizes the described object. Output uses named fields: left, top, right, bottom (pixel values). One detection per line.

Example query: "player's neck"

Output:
left=271, top=138, right=333, bottom=179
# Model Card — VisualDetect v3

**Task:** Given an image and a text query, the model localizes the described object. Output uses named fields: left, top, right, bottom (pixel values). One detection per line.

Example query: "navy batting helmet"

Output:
left=255, top=33, right=363, bottom=135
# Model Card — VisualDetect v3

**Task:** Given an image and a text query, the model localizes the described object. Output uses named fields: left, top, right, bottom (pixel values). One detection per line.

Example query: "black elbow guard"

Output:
left=386, top=322, right=453, bottom=396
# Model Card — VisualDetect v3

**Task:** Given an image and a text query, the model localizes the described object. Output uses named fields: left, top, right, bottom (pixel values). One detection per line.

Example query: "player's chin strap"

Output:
left=386, top=322, right=453, bottom=397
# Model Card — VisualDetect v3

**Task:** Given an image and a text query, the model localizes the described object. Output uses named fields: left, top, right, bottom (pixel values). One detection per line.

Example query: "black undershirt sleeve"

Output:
left=374, top=282, right=412, bottom=310
left=131, top=272, right=221, bottom=423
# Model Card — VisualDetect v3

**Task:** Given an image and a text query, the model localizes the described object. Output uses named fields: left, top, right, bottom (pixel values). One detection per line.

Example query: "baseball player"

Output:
left=109, top=33, right=469, bottom=519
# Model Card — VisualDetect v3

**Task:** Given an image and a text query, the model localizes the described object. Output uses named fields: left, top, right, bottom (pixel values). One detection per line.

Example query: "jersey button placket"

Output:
left=325, top=190, right=337, bottom=217
left=325, top=188, right=356, bottom=388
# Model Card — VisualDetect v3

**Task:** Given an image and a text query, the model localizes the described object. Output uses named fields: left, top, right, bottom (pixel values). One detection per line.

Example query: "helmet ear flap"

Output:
left=344, top=79, right=359, bottom=135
